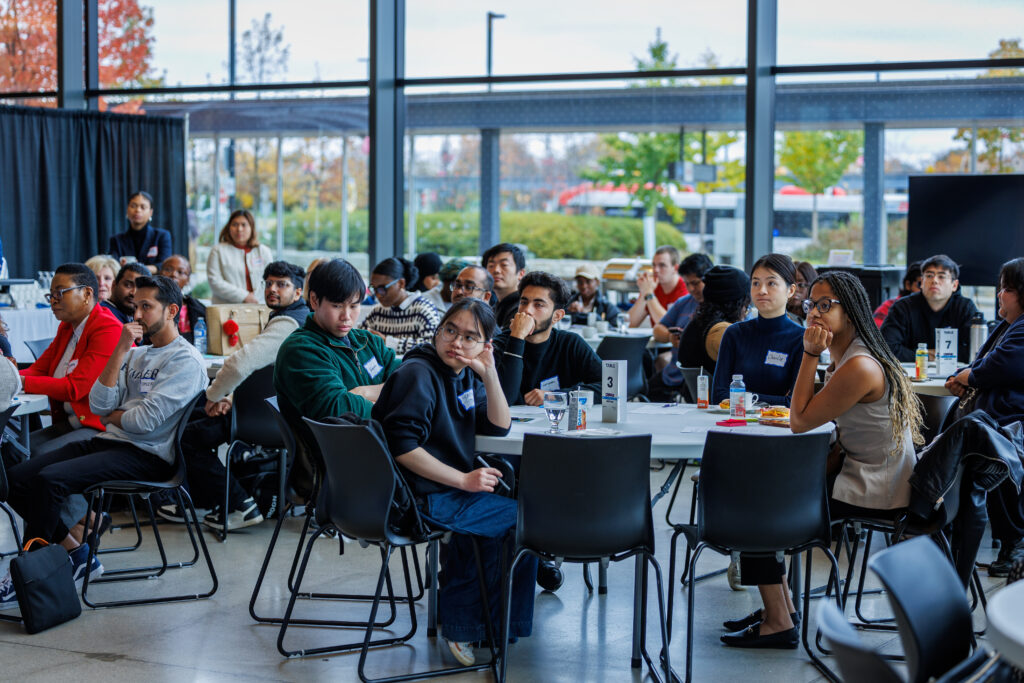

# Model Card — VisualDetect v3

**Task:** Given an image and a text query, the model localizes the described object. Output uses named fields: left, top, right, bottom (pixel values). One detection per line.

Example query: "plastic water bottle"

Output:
left=194, top=316, right=208, bottom=355
left=729, top=375, right=746, bottom=419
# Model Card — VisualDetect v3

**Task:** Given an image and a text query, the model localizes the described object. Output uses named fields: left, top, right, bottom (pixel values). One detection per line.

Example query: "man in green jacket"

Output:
left=275, top=258, right=400, bottom=428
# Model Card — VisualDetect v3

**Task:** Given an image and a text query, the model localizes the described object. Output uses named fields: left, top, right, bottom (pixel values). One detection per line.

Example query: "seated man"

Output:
left=439, top=258, right=472, bottom=308
left=881, top=254, right=979, bottom=363
left=101, top=262, right=148, bottom=324
left=274, top=259, right=400, bottom=496
left=19, top=263, right=123, bottom=541
left=160, top=254, right=206, bottom=343
left=649, top=253, right=712, bottom=401
left=483, top=242, right=527, bottom=329
left=492, top=271, right=603, bottom=406
left=1, top=275, right=206, bottom=608
left=450, top=265, right=493, bottom=306
left=874, top=261, right=922, bottom=328
left=627, top=245, right=688, bottom=328
left=567, top=264, right=619, bottom=327
left=157, top=261, right=308, bottom=531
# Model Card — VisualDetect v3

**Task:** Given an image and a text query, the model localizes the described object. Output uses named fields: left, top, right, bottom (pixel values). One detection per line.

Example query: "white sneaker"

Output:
left=446, top=639, right=475, bottom=666
left=0, top=572, right=18, bottom=610
left=203, top=499, right=264, bottom=531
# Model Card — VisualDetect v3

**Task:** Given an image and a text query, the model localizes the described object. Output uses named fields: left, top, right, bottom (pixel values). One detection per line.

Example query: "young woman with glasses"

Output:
left=361, top=257, right=442, bottom=354
left=372, top=298, right=536, bottom=667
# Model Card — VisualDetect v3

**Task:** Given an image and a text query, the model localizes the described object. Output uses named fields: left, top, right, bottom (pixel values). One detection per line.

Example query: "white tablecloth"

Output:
left=987, top=580, right=1024, bottom=669
left=2, top=307, right=60, bottom=363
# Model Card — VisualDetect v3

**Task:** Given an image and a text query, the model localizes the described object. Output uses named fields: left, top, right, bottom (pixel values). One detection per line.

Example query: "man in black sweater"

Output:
left=492, top=271, right=603, bottom=406
left=881, top=254, right=979, bottom=363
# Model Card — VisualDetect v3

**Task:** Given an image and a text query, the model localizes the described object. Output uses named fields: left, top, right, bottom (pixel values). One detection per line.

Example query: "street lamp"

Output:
left=486, top=11, right=505, bottom=92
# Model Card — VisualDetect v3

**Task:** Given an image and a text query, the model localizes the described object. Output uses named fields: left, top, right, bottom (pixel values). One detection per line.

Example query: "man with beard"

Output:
left=2, top=276, right=206, bottom=607
left=156, top=261, right=309, bottom=532
left=101, top=262, right=148, bottom=324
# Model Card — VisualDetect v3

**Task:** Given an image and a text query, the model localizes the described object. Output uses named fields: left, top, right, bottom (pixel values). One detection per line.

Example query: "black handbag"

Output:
left=9, top=538, right=82, bottom=634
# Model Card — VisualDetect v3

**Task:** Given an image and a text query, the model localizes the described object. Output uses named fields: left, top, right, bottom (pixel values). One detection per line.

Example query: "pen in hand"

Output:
left=475, top=455, right=511, bottom=492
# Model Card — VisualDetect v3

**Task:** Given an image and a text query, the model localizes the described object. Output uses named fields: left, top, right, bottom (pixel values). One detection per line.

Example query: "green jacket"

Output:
left=274, top=314, right=400, bottom=422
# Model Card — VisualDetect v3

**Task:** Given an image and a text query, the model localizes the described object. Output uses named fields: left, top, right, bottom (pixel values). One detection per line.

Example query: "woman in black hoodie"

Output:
left=372, top=298, right=537, bottom=667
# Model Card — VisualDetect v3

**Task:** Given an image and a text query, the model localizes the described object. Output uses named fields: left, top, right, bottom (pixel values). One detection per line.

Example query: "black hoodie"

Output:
left=372, top=343, right=510, bottom=496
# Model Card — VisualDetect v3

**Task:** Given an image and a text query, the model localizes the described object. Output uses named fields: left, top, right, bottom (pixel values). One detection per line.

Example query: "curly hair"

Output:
left=688, top=294, right=750, bottom=342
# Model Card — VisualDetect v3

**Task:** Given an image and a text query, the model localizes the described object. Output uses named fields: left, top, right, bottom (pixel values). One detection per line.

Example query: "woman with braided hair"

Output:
left=720, top=270, right=924, bottom=649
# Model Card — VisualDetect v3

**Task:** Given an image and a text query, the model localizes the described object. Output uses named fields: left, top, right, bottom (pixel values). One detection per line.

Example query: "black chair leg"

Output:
left=801, top=546, right=842, bottom=682
left=99, top=494, right=144, bottom=555
left=500, top=547, right=531, bottom=683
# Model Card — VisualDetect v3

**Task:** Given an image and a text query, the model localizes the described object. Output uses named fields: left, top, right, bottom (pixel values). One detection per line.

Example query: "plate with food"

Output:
left=758, top=405, right=791, bottom=427
left=706, top=399, right=732, bottom=415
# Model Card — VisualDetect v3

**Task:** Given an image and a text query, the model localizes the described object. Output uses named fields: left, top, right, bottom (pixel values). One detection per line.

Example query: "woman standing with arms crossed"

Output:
left=107, top=191, right=172, bottom=274
left=206, top=209, right=274, bottom=304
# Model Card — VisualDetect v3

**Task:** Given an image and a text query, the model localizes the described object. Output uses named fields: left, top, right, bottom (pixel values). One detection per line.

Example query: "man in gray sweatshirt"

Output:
left=1, top=276, right=206, bottom=609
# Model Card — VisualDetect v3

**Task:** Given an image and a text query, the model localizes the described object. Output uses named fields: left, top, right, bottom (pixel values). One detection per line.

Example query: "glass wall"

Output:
left=0, top=1, right=56, bottom=102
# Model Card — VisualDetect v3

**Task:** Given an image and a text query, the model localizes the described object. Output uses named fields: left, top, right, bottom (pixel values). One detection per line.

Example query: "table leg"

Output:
left=599, top=560, right=608, bottom=595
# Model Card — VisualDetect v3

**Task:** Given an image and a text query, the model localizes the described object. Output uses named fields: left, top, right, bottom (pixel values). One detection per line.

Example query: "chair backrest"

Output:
left=517, top=433, right=654, bottom=559
left=302, top=418, right=400, bottom=544
left=917, top=394, right=957, bottom=449
left=264, top=397, right=296, bottom=460
left=595, top=335, right=650, bottom=399
left=169, top=392, right=208, bottom=487
left=816, top=601, right=903, bottom=683
left=696, top=431, right=832, bottom=552
left=25, top=337, right=53, bottom=361
left=868, top=536, right=974, bottom=683
left=0, top=404, right=19, bottom=500
left=679, top=366, right=704, bottom=404
left=229, top=365, right=284, bottom=449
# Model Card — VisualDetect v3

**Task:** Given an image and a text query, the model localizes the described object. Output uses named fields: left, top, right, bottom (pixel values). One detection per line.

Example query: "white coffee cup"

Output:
left=581, top=326, right=597, bottom=339
left=595, top=321, right=609, bottom=334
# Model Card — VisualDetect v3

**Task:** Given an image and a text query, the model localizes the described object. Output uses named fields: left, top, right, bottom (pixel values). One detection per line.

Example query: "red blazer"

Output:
left=20, top=304, right=123, bottom=431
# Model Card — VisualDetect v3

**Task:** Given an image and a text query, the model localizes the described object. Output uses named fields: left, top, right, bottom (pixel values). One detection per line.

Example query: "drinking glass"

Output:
left=542, top=391, right=568, bottom=434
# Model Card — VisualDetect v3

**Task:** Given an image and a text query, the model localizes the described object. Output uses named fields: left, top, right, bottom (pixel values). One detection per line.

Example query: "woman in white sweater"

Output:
left=206, top=209, right=274, bottom=304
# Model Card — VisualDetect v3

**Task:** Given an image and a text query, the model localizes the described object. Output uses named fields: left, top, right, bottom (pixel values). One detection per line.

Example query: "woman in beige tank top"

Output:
left=721, top=271, right=924, bottom=649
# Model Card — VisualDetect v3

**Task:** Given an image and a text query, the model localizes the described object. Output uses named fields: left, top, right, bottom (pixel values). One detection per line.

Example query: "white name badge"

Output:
left=66, top=359, right=79, bottom=373
left=147, top=245, right=159, bottom=258
left=140, top=378, right=155, bottom=395
left=457, top=389, right=475, bottom=411
left=539, top=376, right=560, bottom=392
left=765, top=350, right=789, bottom=367
left=363, top=356, right=383, bottom=378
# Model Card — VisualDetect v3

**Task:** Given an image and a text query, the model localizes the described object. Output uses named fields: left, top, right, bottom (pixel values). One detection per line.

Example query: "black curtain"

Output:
left=0, top=104, right=186, bottom=278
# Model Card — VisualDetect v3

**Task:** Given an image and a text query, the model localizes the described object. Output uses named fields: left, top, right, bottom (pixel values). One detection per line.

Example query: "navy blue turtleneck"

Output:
left=711, top=314, right=804, bottom=405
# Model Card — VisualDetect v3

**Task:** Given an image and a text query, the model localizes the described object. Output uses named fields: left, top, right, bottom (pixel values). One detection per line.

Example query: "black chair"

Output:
left=80, top=392, right=218, bottom=608
left=867, top=536, right=992, bottom=683
left=289, top=418, right=496, bottom=682
left=596, top=334, right=650, bottom=400
left=816, top=601, right=903, bottom=682
left=499, top=433, right=672, bottom=683
left=0, top=405, right=23, bottom=556
left=213, top=364, right=286, bottom=541
left=24, top=337, right=53, bottom=361
left=917, top=393, right=957, bottom=449
left=673, top=430, right=840, bottom=682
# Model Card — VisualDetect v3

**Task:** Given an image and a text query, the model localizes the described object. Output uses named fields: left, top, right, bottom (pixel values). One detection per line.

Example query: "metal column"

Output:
left=862, top=122, right=887, bottom=265
left=56, top=0, right=85, bottom=109
left=369, top=0, right=406, bottom=265
left=479, top=128, right=501, bottom=254
left=743, top=0, right=778, bottom=270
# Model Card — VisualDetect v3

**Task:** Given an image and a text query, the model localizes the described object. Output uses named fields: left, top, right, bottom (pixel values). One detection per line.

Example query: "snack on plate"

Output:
left=760, top=405, right=790, bottom=419
left=718, top=399, right=730, bottom=410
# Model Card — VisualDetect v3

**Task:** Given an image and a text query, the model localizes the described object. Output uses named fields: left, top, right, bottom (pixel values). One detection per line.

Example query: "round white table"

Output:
left=11, top=393, right=48, bottom=416
left=2, top=307, right=60, bottom=363
left=987, top=579, right=1024, bottom=669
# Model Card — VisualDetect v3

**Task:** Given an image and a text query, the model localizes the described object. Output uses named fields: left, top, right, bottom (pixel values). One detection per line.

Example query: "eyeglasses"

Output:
left=263, top=279, right=294, bottom=290
left=794, top=282, right=810, bottom=290
left=371, top=279, right=400, bottom=297
left=45, top=284, right=88, bottom=304
left=451, top=280, right=485, bottom=294
left=437, top=324, right=483, bottom=349
left=802, top=297, right=842, bottom=315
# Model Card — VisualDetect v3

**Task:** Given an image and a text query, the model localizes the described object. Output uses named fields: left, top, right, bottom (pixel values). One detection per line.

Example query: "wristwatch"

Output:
left=644, top=293, right=655, bottom=302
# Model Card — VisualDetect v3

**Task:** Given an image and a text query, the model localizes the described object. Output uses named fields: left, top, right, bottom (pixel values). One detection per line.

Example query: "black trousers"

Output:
left=179, top=401, right=250, bottom=510
left=987, top=476, right=1024, bottom=547
left=7, top=437, right=173, bottom=544
left=739, top=498, right=903, bottom=586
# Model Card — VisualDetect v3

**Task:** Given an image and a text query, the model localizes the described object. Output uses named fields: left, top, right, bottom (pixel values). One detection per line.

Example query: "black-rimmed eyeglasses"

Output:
left=45, top=284, right=88, bottom=304
left=802, top=297, right=842, bottom=315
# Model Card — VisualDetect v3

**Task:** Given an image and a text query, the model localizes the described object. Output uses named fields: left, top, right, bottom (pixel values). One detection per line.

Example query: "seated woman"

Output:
left=712, top=254, right=804, bottom=406
left=361, top=257, right=442, bottom=354
left=85, top=254, right=119, bottom=303
left=677, top=265, right=750, bottom=377
left=786, top=261, right=818, bottom=325
left=372, top=298, right=536, bottom=666
left=206, top=209, right=274, bottom=304
left=945, top=257, right=1024, bottom=576
left=721, top=270, right=923, bottom=648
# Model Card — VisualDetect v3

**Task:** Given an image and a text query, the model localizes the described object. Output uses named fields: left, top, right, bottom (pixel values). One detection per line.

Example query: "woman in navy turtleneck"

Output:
left=711, top=254, right=804, bottom=406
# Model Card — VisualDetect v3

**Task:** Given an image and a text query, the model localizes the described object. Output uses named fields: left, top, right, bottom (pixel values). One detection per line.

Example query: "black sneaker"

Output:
left=156, top=504, right=187, bottom=524
left=536, top=560, right=564, bottom=592
left=203, top=499, right=264, bottom=531
left=989, top=547, right=1017, bottom=577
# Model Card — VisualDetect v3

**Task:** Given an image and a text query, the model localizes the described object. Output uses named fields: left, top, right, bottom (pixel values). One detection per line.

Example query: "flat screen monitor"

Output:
left=907, top=174, right=1024, bottom=286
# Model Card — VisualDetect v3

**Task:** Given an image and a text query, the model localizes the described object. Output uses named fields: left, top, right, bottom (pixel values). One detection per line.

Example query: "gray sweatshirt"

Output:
left=89, top=336, right=207, bottom=464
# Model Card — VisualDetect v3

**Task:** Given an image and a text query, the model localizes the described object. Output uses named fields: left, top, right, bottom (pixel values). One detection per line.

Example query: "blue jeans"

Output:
left=425, top=489, right=537, bottom=643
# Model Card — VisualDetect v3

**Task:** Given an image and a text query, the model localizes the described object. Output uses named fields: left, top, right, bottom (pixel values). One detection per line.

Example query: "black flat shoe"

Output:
left=721, top=624, right=798, bottom=649
left=537, top=560, right=564, bottom=592
left=722, top=610, right=799, bottom=632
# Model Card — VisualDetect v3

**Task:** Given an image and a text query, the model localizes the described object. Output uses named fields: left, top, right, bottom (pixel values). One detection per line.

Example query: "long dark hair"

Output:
left=218, top=209, right=259, bottom=247
left=812, top=270, right=923, bottom=453
left=999, top=257, right=1024, bottom=312
left=372, top=257, right=418, bottom=290
left=751, top=253, right=797, bottom=285
left=689, top=295, right=750, bottom=342
left=437, top=297, right=498, bottom=343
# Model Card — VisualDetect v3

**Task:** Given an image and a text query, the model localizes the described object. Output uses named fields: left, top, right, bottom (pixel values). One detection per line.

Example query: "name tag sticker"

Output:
left=765, top=350, right=788, bottom=367
left=146, top=245, right=158, bottom=258
left=140, top=378, right=155, bottom=395
left=540, top=376, right=560, bottom=392
left=66, top=359, right=79, bottom=373
left=363, top=357, right=383, bottom=378
left=457, top=389, right=475, bottom=411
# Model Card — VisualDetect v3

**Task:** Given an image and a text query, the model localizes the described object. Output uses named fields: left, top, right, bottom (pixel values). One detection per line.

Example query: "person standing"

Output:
left=206, top=209, right=274, bottom=304
left=627, top=245, right=688, bottom=327
left=107, top=191, right=172, bottom=274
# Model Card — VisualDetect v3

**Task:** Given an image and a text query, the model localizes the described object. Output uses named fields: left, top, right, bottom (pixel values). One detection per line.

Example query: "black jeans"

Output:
left=179, top=403, right=250, bottom=510
left=7, top=437, right=173, bottom=544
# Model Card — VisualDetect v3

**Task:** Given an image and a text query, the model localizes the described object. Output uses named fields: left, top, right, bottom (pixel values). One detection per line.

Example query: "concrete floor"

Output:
left=0, top=468, right=1005, bottom=682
